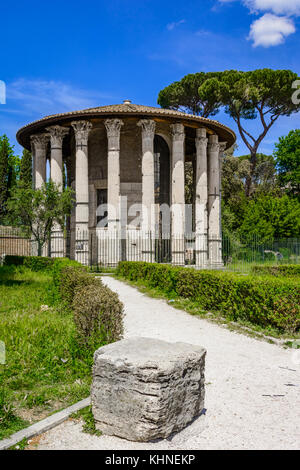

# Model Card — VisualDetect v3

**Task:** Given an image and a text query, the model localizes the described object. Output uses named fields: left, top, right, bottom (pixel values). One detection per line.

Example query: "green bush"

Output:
left=51, top=258, right=85, bottom=291
left=117, top=261, right=300, bottom=334
left=59, top=265, right=103, bottom=305
left=4, top=255, right=55, bottom=271
left=73, top=283, right=124, bottom=346
left=251, top=264, right=300, bottom=277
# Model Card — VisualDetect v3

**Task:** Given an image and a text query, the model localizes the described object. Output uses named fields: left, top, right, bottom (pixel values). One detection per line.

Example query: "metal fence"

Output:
left=1, top=226, right=300, bottom=273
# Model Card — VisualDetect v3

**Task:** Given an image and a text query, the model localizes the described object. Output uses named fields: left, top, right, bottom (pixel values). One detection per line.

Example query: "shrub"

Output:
left=251, top=265, right=300, bottom=277
left=59, top=265, right=103, bottom=305
left=4, top=255, right=55, bottom=271
left=51, top=258, right=84, bottom=290
left=73, top=283, right=124, bottom=346
left=117, top=261, right=300, bottom=334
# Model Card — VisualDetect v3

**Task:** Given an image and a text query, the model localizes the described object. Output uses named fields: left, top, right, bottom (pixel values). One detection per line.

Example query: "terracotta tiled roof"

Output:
left=17, top=102, right=236, bottom=149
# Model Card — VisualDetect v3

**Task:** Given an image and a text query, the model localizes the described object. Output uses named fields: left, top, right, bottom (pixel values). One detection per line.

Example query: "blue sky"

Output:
left=1, top=0, right=300, bottom=156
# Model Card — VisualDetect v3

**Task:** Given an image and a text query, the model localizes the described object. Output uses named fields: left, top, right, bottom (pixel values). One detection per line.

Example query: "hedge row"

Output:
left=4, top=255, right=124, bottom=346
left=117, top=261, right=300, bottom=333
left=4, top=255, right=55, bottom=271
left=251, top=264, right=300, bottom=277
left=55, top=264, right=124, bottom=346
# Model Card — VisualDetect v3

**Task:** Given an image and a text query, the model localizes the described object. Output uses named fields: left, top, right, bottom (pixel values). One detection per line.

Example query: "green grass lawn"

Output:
left=0, top=266, right=93, bottom=440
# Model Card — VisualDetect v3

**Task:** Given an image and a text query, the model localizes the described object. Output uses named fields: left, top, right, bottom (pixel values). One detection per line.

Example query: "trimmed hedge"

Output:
left=251, top=265, right=300, bottom=277
left=4, top=255, right=55, bottom=271
left=73, top=283, right=124, bottom=345
left=3, top=254, right=124, bottom=350
left=55, top=264, right=124, bottom=346
left=117, top=261, right=300, bottom=334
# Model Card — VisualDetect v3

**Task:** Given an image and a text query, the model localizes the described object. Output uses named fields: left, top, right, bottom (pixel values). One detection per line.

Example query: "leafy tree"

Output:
left=158, top=69, right=300, bottom=196
left=19, top=149, right=32, bottom=188
left=157, top=72, right=222, bottom=117
left=0, top=135, right=19, bottom=222
left=239, top=195, right=300, bottom=242
left=273, top=129, right=300, bottom=197
left=7, top=181, right=75, bottom=256
left=199, top=69, right=300, bottom=195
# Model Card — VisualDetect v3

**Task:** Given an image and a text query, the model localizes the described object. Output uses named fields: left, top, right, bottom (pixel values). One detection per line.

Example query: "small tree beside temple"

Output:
left=7, top=181, right=74, bottom=256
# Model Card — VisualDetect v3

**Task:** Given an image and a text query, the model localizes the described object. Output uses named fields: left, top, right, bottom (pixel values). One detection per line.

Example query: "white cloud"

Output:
left=248, top=13, right=296, bottom=47
left=217, top=0, right=299, bottom=46
left=167, top=19, right=185, bottom=31
left=245, top=0, right=300, bottom=16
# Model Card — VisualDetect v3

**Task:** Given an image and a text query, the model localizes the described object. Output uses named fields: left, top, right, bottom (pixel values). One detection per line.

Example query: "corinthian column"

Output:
left=195, top=128, right=208, bottom=268
left=45, top=126, right=69, bottom=258
left=30, top=134, right=49, bottom=189
left=219, top=142, right=227, bottom=241
left=71, top=121, right=93, bottom=264
left=171, top=123, right=185, bottom=266
left=208, top=134, right=223, bottom=268
left=137, top=119, right=156, bottom=262
left=104, top=119, right=123, bottom=231
left=46, top=125, right=69, bottom=189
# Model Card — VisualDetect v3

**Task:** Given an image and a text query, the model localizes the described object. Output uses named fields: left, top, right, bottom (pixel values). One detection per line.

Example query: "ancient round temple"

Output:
left=17, top=100, right=235, bottom=267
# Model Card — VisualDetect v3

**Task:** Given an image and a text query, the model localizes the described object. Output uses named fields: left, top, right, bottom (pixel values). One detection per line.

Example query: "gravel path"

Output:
left=34, top=277, right=300, bottom=450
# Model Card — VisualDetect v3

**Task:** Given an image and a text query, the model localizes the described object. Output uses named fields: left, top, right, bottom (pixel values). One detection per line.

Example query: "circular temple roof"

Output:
left=17, top=101, right=236, bottom=150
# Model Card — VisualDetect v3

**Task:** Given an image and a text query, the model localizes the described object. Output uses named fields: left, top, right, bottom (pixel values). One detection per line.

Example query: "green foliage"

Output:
left=158, top=69, right=300, bottom=196
left=73, top=282, right=124, bottom=347
left=4, top=255, right=55, bottom=271
left=19, top=149, right=32, bottom=188
left=117, top=262, right=300, bottom=334
left=71, top=406, right=101, bottom=436
left=0, top=135, right=19, bottom=223
left=157, top=72, right=223, bottom=117
left=7, top=180, right=75, bottom=256
left=0, top=387, right=29, bottom=440
left=0, top=258, right=123, bottom=439
left=274, top=129, right=300, bottom=197
left=0, top=267, right=91, bottom=438
left=58, top=265, right=98, bottom=305
left=238, top=195, right=300, bottom=241
left=251, top=265, right=300, bottom=277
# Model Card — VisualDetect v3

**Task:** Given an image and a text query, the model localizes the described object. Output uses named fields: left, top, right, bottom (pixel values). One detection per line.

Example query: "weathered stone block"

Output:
left=91, top=337, right=206, bottom=442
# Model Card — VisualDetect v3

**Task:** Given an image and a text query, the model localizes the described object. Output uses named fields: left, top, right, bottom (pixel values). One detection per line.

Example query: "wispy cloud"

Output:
left=0, top=78, right=117, bottom=154
left=166, top=19, right=186, bottom=31
left=5, top=79, right=115, bottom=117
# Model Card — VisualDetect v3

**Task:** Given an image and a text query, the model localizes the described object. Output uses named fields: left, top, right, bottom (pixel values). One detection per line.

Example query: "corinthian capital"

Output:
left=46, top=125, right=69, bottom=148
left=30, top=133, right=49, bottom=152
left=104, top=119, right=124, bottom=139
left=105, top=119, right=124, bottom=151
left=171, top=123, right=185, bottom=142
left=71, top=121, right=93, bottom=147
left=137, top=119, right=156, bottom=139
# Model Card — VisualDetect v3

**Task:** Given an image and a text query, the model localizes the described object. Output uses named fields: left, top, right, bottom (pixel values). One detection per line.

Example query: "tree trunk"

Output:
left=37, top=242, right=43, bottom=257
left=245, top=150, right=258, bottom=197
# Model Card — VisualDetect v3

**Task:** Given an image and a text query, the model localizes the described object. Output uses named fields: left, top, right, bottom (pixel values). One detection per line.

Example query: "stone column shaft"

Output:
left=46, top=126, right=69, bottom=258
left=71, top=121, right=93, bottom=264
left=46, top=125, right=69, bottom=189
left=208, top=134, right=222, bottom=268
left=138, top=119, right=156, bottom=233
left=171, top=123, right=185, bottom=266
left=31, top=134, right=48, bottom=189
left=105, top=119, right=124, bottom=231
left=138, top=119, right=156, bottom=262
left=195, top=128, right=208, bottom=268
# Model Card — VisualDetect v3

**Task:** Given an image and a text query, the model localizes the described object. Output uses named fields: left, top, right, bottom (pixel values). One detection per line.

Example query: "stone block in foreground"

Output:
left=91, top=337, right=206, bottom=442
